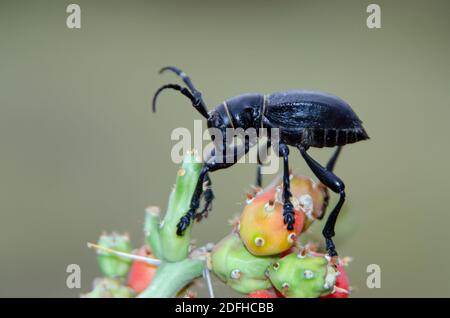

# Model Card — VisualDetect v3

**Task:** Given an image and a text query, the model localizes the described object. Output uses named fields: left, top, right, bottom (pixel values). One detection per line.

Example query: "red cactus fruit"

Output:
left=248, top=290, right=278, bottom=298
left=127, top=245, right=158, bottom=294
left=240, top=186, right=305, bottom=256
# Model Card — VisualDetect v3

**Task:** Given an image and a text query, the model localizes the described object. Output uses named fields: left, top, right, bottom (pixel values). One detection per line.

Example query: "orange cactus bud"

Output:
left=279, top=173, right=326, bottom=230
left=239, top=188, right=305, bottom=256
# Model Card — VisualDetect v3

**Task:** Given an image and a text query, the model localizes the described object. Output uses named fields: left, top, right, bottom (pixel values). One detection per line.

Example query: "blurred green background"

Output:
left=1, top=0, right=449, bottom=297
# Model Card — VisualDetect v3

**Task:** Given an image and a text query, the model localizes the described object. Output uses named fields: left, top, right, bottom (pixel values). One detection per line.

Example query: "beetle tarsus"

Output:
left=176, top=215, right=191, bottom=236
left=196, top=173, right=214, bottom=222
left=283, top=201, right=295, bottom=230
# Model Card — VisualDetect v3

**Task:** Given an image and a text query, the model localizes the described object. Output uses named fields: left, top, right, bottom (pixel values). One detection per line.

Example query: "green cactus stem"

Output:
left=146, top=152, right=202, bottom=262
left=138, top=152, right=206, bottom=297
left=137, top=258, right=204, bottom=298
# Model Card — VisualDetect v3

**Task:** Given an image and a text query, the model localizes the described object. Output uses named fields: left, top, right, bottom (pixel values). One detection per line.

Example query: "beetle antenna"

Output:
left=158, top=66, right=209, bottom=118
left=159, top=66, right=197, bottom=93
left=152, top=83, right=209, bottom=119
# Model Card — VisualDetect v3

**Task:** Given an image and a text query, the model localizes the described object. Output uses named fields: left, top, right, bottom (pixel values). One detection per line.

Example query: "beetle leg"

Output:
left=278, top=143, right=295, bottom=230
left=176, top=166, right=209, bottom=235
left=298, top=146, right=346, bottom=257
left=196, top=148, right=217, bottom=222
left=326, top=145, right=342, bottom=172
left=177, top=141, right=252, bottom=236
left=318, top=146, right=343, bottom=220
left=194, top=173, right=214, bottom=222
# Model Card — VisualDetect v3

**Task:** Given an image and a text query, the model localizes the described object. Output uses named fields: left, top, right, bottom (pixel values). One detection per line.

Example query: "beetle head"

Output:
left=208, top=104, right=235, bottom=130
left=207, top=109, right=229, bottom=148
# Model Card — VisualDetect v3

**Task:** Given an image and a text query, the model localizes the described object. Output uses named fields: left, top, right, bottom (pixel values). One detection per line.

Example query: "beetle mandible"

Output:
left=152, top=66, right=369, bottom=257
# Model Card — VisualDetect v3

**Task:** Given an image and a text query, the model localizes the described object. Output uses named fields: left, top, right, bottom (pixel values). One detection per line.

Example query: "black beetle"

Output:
left=152, top=66, right=369, bottom=257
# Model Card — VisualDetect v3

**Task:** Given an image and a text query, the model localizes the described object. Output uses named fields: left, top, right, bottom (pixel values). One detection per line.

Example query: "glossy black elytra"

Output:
left=152, top=66, right=369, bottom=257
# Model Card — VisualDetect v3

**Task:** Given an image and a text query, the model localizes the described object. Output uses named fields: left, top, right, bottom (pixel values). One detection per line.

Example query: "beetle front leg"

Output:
left=176, top=166, right=210, bottom=235
left=194, top=173, right=214, bottom=222
left=278, top=143, right=295, bottom=230
left=298, top=146, right=346, bottom=257
left=196, top=148, right=216, bottom=222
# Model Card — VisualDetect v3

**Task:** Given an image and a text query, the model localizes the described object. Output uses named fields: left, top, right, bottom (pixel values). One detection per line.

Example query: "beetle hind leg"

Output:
left=298, top=146, right=346, bottom=257
left=318, top=146, right=343, bottom=220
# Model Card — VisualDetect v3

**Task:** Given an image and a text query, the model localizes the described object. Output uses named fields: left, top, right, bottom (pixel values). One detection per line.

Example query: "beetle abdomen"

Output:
left=264, top=90, right=369, bottom=147
left=304, top=127, right=369, bottom=147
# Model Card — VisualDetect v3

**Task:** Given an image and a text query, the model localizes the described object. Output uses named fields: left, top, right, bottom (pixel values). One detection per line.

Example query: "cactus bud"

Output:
left=211, top=233, right=278, bottom=294
left=96, top=232, right=132, bottom=278
left=266, top=253, right=337, bottom=298
left=239, top=188, right=304, bottom=256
